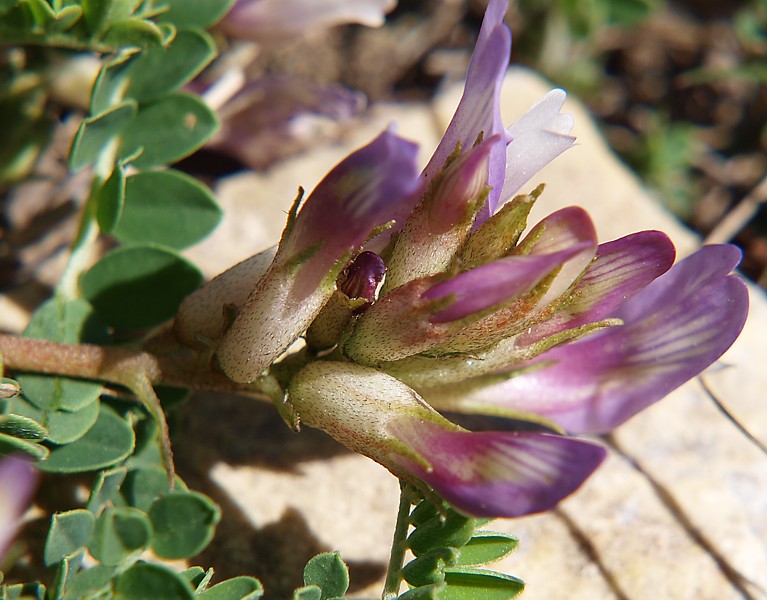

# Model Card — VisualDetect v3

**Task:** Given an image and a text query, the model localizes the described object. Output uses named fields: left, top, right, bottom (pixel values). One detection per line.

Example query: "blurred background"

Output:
left=3, top=0, right=767, bottom=296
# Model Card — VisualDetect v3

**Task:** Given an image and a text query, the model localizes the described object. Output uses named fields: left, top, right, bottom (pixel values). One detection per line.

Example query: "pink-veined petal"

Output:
left=389, top=419, right=606, bottom=518
left=518, top=230, right=676, bottom=345
left=424, top=243, right=592, bottom=324
left=428, top=245, right=749, bottom=433
left=422, top=0, right=510, bottom=215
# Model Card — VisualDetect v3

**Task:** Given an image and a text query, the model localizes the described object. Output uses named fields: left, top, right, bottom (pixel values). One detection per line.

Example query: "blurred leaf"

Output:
left=17, top=373, right=102, bottom=414
left=606, top=0, right=657, bottom=25
left=180, top=566, right=209, bottom=590
left=8, top=395, right=100, bottom=444
left=199, top=577, right=265, bottom=600
left=155, top=0, right=236, bottom=28
left=123, top=465, right=185, bottom=511
left=113, top=169, right=221, bottom=249
left=441, top=567, right=524, bottom=599
left=148, top=490, right=220, bottom=559
left=407, top=509, right=475, bottom=557
left=402, top=547, right=459, bottom=587
left=44, top=509, right=96, bottom=566
left=2, top=582, right=47, bottom=600
left=80, top=244, right=202, bottom=331
left=396, top=583, right=445, bottom=599
left=49, top=5, right=82, bottom=31
left=292, top=586, right=322, bottom=600
left=89, top=506, right=153, bottom=566
left=63, top=564, right=116, bottom=600
left=101, top=17, right=165, bottom=48
left=24, top=0, right=56, bottom=26
left=69, top=100, right=137, bottom=172
left=0, top=430, right=49, bottom=460
left=456, top=531, right=519, bottom=566
left=90, top=52, right=135, bottom=114
left=0, top=413, right=47, bottom=440
left=123, top=29, right=217, bottom=102
left=87, top=465, right=128, bottom=512
left=39, top=405, right=135, bottom=473
left=303, top=553, right=349, bottom=600
left=82, top=0, right=142, bottom=34
left=113, top=562, right=195, bottom=599
left=118, top=93, right=218, bottom=169
left=96, top=163, right=126, bottom=233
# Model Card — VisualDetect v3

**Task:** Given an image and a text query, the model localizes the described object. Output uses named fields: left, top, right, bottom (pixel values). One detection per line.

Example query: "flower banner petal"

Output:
left=422, top=0, right=510, bottom=216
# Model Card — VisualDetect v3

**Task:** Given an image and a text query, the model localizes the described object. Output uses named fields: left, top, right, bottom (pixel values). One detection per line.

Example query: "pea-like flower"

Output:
left=177, top=0, right=748, bottom=518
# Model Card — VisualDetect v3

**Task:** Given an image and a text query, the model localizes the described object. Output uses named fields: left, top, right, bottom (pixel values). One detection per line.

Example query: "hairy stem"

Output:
left=382, top=482, right=416, bottom=600
left=0, top=333, right=271, bottom=400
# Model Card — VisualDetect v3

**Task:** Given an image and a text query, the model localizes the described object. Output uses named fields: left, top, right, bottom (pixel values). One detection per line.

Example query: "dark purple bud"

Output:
left=340, top=251, right=386, bottom=312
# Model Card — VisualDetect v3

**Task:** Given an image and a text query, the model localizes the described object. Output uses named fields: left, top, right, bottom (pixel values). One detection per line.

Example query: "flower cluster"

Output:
left=174, top=0, right=748, bottom=518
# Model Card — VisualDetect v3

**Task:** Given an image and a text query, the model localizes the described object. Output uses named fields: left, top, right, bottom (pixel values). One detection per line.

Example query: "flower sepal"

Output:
left=460, top=184, right=543, bottom=270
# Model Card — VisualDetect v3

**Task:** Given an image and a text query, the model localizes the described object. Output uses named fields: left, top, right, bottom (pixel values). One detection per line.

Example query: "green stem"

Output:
left=382, top=482, right=415, bottom=600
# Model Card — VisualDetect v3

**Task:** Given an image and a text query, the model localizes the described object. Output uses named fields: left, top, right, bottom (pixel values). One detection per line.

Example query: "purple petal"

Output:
left=445, top=245, right=749, bottom=433
left=519, top=231, right=676, bottom=345
left=287, top=129, right=420, bottom=296
left=422, top=0, right=510, bottom=212
left=0, top=457, right=38, bottom=560
left=498, top=90, right=575, bottom=205
left=209, top=76, right=366, bottom=170
left=389, top=420, right=606, bottom=518
left=520, top=206, right=596, bottom=255
left=220, top=0, right=396, bottom=40
left=424, top=243, right=592, bottom=324
left=217, top=131, right=420, bottom=381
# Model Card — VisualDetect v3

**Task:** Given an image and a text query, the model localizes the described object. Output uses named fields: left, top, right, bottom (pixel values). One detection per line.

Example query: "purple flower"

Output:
left=215, top=130, right=420, bottom=382
left=420, top=0, right=574, bottom=226
left=219, top=0, right=397, bottom=41
left=0, top=457, right=38, bottom=561
left=186, top=0, right=749, bottom=518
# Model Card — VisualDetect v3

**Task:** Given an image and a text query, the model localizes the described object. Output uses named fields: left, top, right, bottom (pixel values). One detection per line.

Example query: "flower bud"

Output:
left=173, top=246, right=276, bottom=349
left=382, top=137, right=497, bottom=294
left=216, top=131, right=419, bottom=382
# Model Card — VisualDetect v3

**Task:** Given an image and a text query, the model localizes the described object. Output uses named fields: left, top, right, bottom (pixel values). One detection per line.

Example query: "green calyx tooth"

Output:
left=461, top=184, right=544, bottom=269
